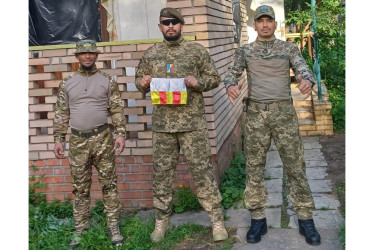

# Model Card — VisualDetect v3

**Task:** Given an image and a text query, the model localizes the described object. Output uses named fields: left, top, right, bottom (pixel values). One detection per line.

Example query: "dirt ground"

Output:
left=319, top=134, right=346, bottom=187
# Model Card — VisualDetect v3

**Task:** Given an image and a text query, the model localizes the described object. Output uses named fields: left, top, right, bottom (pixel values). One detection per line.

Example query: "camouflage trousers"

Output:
left=69, top=127, right=122, bottom=230
left=153, top=129, right=224, bottom=222
left=243, top=103, right=315, bottom=220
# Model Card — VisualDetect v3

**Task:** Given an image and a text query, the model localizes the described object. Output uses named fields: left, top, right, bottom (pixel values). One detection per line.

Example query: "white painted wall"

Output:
left=113, top=0, right=166, bottom=41
left=245, top=0, right=285, bottom=43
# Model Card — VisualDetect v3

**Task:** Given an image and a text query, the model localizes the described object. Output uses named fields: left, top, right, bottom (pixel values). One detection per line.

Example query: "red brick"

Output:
left=124, top=156, right=135, bottom=164
left=116, top=165, right=130, bottom=173
left=46, top=193, right=65, bottom=201
left=138, top=200, right=153, bottom=208
left=32, top=160, right=46, bottom=167
left=176, top=173, right=193, bottom=181
left=54, top=185, right=74, bottom=192
left=143, top=191, right=153, bottom=199
left=117, top=183, right=130, bottom=191
left=143, top=155, right=153, bottom=163
left=91, top=192, right=103, bottom=200
left=54, top=167, right=71, bottom=175
left=125, top=174, right=150, bottom=181
left=98, top=53, right=123, bottom=60
left=131, top=182, right=152, bottom=190
left=137, top=44, right=154, bottom=51
left=42, top=49, right=67, bottom=57
left=131, top=165, right=152, bottom=173
left=176, top=164, right=189, bottom=171
left=120, top=200, right=132, bottom=207
left=29, top=167, right=53, bottom=176
left=119, top=191, right=142, bottom=199
left=61, top=158, right=70, bottom=166
left=29, top=58, right=50, bottom=66
left=111, top=45, right=136, bottom=52
left=167, top=0, right=192, bottom=8
left=91, top=184, right=102, bottom=191
left=42, top=176, right=65, bottom=184
left=34, top=185, right=53, bottom=193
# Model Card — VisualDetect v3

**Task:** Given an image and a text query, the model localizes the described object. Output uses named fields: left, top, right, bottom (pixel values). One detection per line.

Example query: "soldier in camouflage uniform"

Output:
left=224, top=5, right=321, bottom=245
left=53, top=39, right=126, bottom=248
left=135, top=7, right=228, bottom=243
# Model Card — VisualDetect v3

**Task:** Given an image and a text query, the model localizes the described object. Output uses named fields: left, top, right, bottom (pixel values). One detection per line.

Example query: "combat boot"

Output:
left=298, top=219, right=321, bottom=245
left=150, top=218, right=170, bottom=242
left=212, top=221, right=228, bottom=241
left=107, top=221, right=124, bottom=246
left=69, top=223, right=90, bottom=249
left=246, top=218, right=267, bottom=243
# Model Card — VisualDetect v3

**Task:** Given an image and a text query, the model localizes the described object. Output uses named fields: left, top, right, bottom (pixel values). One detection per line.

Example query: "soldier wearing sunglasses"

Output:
left=135, top=7, right=228, bottom=243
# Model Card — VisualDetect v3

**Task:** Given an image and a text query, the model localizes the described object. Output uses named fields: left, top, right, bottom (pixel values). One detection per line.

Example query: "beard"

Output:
left=81, top=62, right=95, bottom=71
left=163, top=30, right=182, bottom=41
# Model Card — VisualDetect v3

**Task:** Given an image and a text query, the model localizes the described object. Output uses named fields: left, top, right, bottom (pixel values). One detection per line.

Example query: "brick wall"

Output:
left=29, top=0, right=248, bottom=208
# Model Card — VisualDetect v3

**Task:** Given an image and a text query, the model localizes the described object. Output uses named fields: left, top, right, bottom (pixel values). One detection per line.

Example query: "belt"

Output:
left=248, top=100, right=291, bottom=111
left=71, top=124, right=109, bottom=138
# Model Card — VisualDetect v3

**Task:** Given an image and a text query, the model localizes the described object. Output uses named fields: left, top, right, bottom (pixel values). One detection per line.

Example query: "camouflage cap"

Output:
left=74, top=39, right=101, bottom=54
left=160, top=7, right=185, bottom=24
left=254, top=5, right=275, bottom=20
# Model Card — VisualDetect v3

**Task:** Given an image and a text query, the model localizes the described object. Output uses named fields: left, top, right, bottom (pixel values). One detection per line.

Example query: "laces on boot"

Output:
left=107, top=222, right=124, bottom=246
left=151, top=219, right=169, bottom=242
left=212, top=221, right=228, bottom=241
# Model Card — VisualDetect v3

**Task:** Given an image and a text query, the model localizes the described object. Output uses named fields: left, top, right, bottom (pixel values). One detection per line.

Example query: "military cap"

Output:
left=160, top=7, right=185, bottom=24
left=254, top=5, right=275, bottom=20
left=74, top=39, right=101, bottom=54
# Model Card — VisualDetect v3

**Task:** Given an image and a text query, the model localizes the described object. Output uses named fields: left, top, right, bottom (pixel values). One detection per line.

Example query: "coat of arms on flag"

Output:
left=150, top=78, right=187, bottom=105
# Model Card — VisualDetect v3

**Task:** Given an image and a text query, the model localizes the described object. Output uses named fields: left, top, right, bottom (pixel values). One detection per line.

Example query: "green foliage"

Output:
left=285, top=0, right=345, bottom=133
left=172, top=186, right=202, bottom=213
left=219, top=152, right=246, bottom=209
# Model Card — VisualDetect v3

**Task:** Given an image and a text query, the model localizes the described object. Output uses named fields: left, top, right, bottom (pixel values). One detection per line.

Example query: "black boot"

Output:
left=246, top=218, right=268, bottom=243
left=298, top=219, right=321, bottom=245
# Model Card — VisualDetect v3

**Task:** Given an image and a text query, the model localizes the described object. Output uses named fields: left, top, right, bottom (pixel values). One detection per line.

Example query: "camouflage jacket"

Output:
left=53, top=65, right=126, bottom=142
left=135, top=37, right=221, bottom=132
left=224, top=38, right=316, bottom=102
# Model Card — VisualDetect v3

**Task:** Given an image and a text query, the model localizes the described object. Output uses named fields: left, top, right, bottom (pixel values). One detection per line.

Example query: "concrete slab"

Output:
left=306, top=167, right=328, bottom=180
left=265, top=179, right=282, bottom=193
left=233, top=228, right=342, bottom=250
left=309, top=179, right=333, bottom=193
left=313, top=193, right=341, bottom=210
left=288, top=210, right=344, bottom=229
left=267, top=192, right=283, bottom=207
left=265, top=167, right=283, bottom=179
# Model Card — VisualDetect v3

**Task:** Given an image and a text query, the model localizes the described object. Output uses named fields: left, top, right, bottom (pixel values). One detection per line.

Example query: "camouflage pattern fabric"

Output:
left=152, top=130, right=224, bottom=222
left=69, top=127, right=123, bottom=228
left=74, top=39, right=101, bottom=54
left=53, top=64, right=125, bottom=231
left=135, top=37, right=221, bottom=133
left=53, top=65, right=126, bottom=142
left=223, top=38, right=316, bottom=91
left=243, top=103, right=315, bottom=220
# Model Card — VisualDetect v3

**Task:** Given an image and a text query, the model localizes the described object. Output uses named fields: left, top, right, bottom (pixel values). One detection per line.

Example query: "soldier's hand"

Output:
left=227, top=81, right=243, bottom=105
left=141, top=75, right=152, bottom=89
left=114, top=136, right=125, bottom=155
left=184, top=76, right=199, bottom=89
left=54, top=142, right=64, bottom=159
left=297, top=74, right=313, bottom=99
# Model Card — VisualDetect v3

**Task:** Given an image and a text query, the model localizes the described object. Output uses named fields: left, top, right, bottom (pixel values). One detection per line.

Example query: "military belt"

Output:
left=71, top=124, right=108, bottom=139
left=248, top=100, right=292, bottom=111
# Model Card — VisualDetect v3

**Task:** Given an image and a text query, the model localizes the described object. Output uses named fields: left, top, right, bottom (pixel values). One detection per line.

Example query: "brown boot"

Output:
left=150, top=218, right=170, bottom=242
left=107, top=221, right=124, bottom=246
left=69, top=223, right=90, bottom=249
left=212, top=221, right=228, bottom=241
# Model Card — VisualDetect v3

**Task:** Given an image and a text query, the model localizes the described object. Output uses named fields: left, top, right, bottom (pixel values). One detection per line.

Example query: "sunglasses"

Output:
left=160, top=19, right=180, bottom=26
